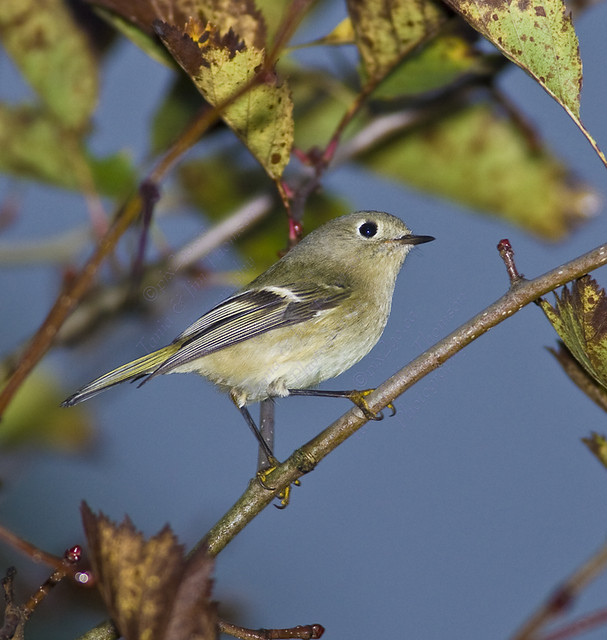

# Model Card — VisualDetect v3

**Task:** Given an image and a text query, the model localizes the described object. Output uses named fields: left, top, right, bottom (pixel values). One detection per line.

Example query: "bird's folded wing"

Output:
left=146, top=284, right=350, bottom=378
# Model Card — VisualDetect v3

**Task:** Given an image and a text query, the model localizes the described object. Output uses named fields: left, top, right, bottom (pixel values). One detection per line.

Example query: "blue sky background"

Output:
left=1, top=1, right=607, bottom=638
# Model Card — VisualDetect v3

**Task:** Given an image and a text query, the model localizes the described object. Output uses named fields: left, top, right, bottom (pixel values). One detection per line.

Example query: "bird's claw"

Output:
left=256, top=464, right=300, bottom=508
left=274, top=479, right=301, bottom=509
left=348, top=389, right=396, bottom=421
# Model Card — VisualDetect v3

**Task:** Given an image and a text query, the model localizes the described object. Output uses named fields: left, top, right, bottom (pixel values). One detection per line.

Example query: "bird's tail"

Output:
left=61, top=344, right=180, bottom=407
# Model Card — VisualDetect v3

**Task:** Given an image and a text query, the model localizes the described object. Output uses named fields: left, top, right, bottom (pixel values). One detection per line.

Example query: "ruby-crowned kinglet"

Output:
left=63, top=211, right=433, bottom=454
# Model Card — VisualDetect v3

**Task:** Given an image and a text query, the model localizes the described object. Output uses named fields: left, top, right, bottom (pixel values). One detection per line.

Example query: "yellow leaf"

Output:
left=156, top=19, right=293, bottom=181
left=442, top=0, right=607, bottom=167
left=371, top=35, right=501, bottom=99
left=194, top=0, right=267, bottom=49
left=346, top=0, right=448, bottom=79
left=443, top=0, right=581, bottom=117
left=540, top=276, right=607, bottom=388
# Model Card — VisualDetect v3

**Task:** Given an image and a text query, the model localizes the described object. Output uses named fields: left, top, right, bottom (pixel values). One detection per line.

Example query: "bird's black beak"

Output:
left=399, top=234, right=435, bottom=245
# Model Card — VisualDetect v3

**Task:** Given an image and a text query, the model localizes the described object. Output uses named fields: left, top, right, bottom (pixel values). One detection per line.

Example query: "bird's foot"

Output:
left=257, top=462, right=301, bottom=509
left=347, top=389, right=396, bottom=421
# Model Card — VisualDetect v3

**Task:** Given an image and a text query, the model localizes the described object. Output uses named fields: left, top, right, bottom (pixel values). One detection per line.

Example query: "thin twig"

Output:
left=21, top=547, right=90, bottom=618
left=538, top=607, right=607, bottom=640
left=220, top=619, right=324, bottom=640
left=0, top=525, right=89, bottom=585
left=511, top=539, right=607, bottom=640
left=169, top=194, right=274, bottom=271
left=0, top=548, right=91, bottom=639
left=130, top=179, right=161, bottom=290
left=0, top=568, right=20, bottom=640
left=331, top=110, right=422, bottom=165
left=497, top=238, right=525, bottom=286
left=0, top=228, right=91, bottom=266
left=74, top=616, right=324, bottom=640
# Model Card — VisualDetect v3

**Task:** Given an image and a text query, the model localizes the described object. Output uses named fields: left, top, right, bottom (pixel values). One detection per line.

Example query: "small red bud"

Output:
left=65, top=545, right=82, bottom=563
left=547, top=586, right=574, bottom=613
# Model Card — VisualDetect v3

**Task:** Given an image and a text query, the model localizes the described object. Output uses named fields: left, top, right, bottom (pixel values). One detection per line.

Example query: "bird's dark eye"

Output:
left=358, top=222, right=378, bottom=238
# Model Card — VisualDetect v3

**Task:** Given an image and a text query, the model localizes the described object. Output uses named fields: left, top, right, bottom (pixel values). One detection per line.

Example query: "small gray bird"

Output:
left=63, top=211, right=434, bottom=459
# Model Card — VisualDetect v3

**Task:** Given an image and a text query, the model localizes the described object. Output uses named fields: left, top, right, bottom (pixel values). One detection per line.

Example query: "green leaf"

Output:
left=359, top=103, right=595, bottom=239
left=440, top=0, right=607, bottom=169
left=372, top=36, right=504, bottom=99
left=155, top=19, right=293, bottom=181
left=0, top=104, right=137, bottom=195
left=0, top=0, right=98, bottom=131
left=346, top=0, right=448, bottom=80
left=88, top=150, right=138, bottom=198
left=288, top=65, right=358, bottom=150
left=0, top=104, right=90, bottom=188
left=0, top=370, right=93, bottom=452
left=255, top=0, right=291, bottom=46
left=442, top=0, right=581, bottom=119
left=192, top=0, right=267, bottom=49
left=540, top=276, right=607, bottom=388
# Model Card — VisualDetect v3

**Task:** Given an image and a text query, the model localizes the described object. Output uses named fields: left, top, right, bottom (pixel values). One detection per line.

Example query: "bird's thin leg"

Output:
left=258, top=398, right=275, bottom=472
left=287, top=388, right=396, bottom=421
left=234, top=402, right=277, bottom=467
left=233, top=396, right=296, bottom=509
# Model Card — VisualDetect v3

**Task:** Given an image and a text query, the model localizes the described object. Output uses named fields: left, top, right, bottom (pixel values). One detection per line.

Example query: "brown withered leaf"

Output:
left=540, top=276, right=607, bottom=390
left=197, top=0, right=266, bottom=49
left=155, top=18, right=293, bottom=180
left=82, top=503, right=217, bottom=640
left=88, top=0, right=266, bottom=47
